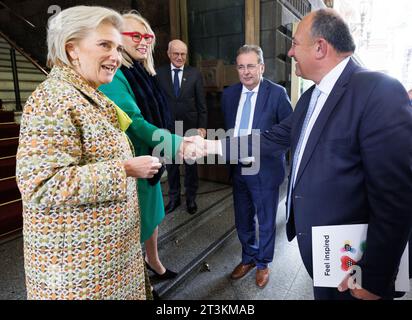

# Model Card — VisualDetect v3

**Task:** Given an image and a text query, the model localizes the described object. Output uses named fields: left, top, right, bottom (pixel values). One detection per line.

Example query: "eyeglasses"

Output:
left=236, top=64, right=260, bottom=72
left=171, top=52, right=187, bottom=58
left=121, top=32, right=154, bottom=44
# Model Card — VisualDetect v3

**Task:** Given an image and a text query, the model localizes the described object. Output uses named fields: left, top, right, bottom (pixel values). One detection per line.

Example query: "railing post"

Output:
left=9, top=48, right=22, bottom=111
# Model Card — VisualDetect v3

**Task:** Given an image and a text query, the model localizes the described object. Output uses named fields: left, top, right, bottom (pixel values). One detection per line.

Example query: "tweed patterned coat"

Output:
left=16, top=65, right=146, bottom=300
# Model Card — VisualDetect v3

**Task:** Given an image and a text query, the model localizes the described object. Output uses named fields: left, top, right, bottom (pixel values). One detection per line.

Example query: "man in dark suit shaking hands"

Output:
left=198, top=9, right=412, bottom=300
left=221, top=45, right=292, bottom=288
left=157, top=40, right=207, bottom=215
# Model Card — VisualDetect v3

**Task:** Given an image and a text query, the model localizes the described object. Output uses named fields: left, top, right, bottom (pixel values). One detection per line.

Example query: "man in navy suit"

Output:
left=197, top=9, right=412, bottom=300
left=221, top=45, right=292, bottom=288
left=157, top=40, right=207, bottom=215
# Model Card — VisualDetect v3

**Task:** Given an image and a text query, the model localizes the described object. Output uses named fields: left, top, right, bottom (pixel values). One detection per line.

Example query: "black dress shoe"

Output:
left=145, top=261, right=178, bottom=280
left=186, top=200, right=197, bottom=215
left=165, top=199, right=181, bottom=214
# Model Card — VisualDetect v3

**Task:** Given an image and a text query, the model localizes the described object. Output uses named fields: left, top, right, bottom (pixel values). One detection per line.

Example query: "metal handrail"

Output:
left=0, top=1, right=36, bottom=29
left=0, top=30, right=48, bottom=76
left=9, top=48, right=22, bottom=110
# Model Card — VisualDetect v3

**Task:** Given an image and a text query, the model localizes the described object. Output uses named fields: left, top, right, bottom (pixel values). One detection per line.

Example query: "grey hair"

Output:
left=122, top=11, right=156, bottom=75
left=311, top=9, right=356, bottom=53
left=47, top=5, right=123, bottom=68
left=236, top=45, right=264, bottom=64
left=167, top=39, right=187, bottom=53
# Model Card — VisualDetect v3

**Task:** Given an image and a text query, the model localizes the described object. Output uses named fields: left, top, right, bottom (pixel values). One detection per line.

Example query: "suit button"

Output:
left=294, top=195, right=303, bottom=199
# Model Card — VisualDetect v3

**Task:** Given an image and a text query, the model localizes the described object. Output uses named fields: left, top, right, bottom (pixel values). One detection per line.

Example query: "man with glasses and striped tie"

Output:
left=221, top=45, right=292, bottom=288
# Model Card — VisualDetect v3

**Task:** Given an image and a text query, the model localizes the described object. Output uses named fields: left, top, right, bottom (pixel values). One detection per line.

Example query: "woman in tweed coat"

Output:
left=15, top=6, right=161, bottom=300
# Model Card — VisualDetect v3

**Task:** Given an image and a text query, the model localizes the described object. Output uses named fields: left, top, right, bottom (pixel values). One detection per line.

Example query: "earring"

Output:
left=72, top=59, right=80, bottom=67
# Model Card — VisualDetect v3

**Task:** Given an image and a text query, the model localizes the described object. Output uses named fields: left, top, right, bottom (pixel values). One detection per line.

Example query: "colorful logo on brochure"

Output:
left=339, top=241, right=366, bottom=271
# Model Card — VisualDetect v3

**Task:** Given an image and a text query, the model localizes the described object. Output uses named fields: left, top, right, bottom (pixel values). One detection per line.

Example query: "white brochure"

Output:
left=312, top=224, right=409, bottom=292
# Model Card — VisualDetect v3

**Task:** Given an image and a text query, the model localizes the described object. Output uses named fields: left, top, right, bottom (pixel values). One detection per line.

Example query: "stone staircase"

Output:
left=0, top=110, right=22, bottom=236
left=154, top=179, right=236, bottom=298
left=0, top=34, right=46, bottom=115
left=0, top=34, right=46, bottom=237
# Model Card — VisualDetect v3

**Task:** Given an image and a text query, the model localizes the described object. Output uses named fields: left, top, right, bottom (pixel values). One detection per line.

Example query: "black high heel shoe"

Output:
left=145, top=261, right=177, bottom=280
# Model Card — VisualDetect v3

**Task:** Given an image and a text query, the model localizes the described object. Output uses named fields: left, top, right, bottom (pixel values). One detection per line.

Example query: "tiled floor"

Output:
left=168, top=199, right=315, bottom=300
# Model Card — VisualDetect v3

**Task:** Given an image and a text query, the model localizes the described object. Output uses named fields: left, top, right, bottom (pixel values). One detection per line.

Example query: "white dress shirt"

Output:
left=292, top=56, right=350, bottom=186
left=215, top=57, right=351, bottom=159
left=233, top=82, right=261, bottom=137
left=170, top=64, right=184, bottom=86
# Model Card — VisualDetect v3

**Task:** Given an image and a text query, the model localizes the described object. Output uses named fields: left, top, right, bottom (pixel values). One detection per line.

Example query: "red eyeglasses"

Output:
left=121, top=32, right=154, bottom=44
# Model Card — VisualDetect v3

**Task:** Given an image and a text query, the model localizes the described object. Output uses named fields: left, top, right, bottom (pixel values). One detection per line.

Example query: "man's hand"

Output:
left=123, top=156, right=162, bottom=178
left=197, top=128, right=206, bottom=138
left=181, top=136, right=223, bottom=160
left=338, top=272, right=381, bottom=300
left=179, top=135, right=206, bottom=160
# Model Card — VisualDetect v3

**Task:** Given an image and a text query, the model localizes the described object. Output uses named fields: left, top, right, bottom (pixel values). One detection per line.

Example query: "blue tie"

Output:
left=173, top=68, right=181, bottom=97
left=286, top=87, right=322, bottom=221
left=237, top=91, right=254, bottom=136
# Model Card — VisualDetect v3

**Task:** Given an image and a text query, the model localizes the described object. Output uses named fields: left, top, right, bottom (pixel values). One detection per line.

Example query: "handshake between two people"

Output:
left=178, top=135, right=220, bottom=162
left=122, top=135, right=219, bottom=179
left=123, top=129, right=260, bottom=178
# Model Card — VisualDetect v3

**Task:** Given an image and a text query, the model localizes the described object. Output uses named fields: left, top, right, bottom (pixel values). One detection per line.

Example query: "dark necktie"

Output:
left=173, top=68, right=181, bottom=97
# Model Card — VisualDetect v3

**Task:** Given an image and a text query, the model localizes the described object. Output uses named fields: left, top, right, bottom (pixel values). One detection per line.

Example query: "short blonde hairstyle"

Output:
left=47, top=6, right=123, bottom=68
left=122, top=11, right=156, bottom=76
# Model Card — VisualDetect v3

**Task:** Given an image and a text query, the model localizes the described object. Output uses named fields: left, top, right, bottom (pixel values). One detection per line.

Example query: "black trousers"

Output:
left=166, top=162, right=198, bottom=202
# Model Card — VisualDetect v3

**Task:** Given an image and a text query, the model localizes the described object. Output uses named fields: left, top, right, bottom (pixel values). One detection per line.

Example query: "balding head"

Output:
left=311, top=9, right=355, bottom=54
left=167, top=39, right=188, bottom=68
left=168, top=39, right=187, bottom=52
left=288, top=9, right=354, bottom=84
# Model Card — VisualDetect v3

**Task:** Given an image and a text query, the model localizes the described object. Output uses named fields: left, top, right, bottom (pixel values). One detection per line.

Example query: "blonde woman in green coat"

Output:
left=100, top=12, right=183, bottom=281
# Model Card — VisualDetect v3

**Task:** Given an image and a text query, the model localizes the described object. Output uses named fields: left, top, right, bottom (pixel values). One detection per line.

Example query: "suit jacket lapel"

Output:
left=294, top=58, right=359, bottom=187
left=179, top=67, right=190, bottom=97
left=162, top=66, right=175, bottom=97
left=252, top=79, right=269, bottom=129
left=226, top=83, right=242, bottom=136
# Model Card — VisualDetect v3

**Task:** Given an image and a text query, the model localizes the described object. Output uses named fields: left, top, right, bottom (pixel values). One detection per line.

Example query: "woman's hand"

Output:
left=123, top=156, right=162, bottom=178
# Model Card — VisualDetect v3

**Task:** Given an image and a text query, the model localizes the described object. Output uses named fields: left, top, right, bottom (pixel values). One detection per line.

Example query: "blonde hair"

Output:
left=121, top=11, right=156, bottom=76
left=47, top=6, right=123, bottom=68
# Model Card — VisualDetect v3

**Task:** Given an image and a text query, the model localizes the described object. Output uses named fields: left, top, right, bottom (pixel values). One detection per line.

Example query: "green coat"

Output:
left=100, top=69, right=182, bottom=242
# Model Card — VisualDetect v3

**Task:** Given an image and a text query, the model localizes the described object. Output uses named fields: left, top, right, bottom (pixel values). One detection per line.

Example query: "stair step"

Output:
left=0, top=51, right=28, bottom=62
left=0, top=199, right=23, bottom=236
left=0, top=90, right=32, bottom=101
left=0, top=111, right=15, bottom=123
left=0, top=122, right=20, bottom=138
left=0, top=60, right=38, bottom=69
left=0, top=177, right=21, bottom=203
left=158, top=183, right=232, bottom=239
left=0, top=101, right=26, bottom=112
left=0, top=66, right=44, bottom=74
left=0, top=137, right=19, bottom=157
left=0, top=157, right=16, bottom=182
left=0, top=46, right=26, bottom=53
left=14, top=112, right=22, bottom=124
left=1, top=81, right=39, bottom=91
left=153, top=190, right=235, bottom=298
left=0, top=45, right=11, bottom=51
left=0, top=71, right=46, bottom=81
